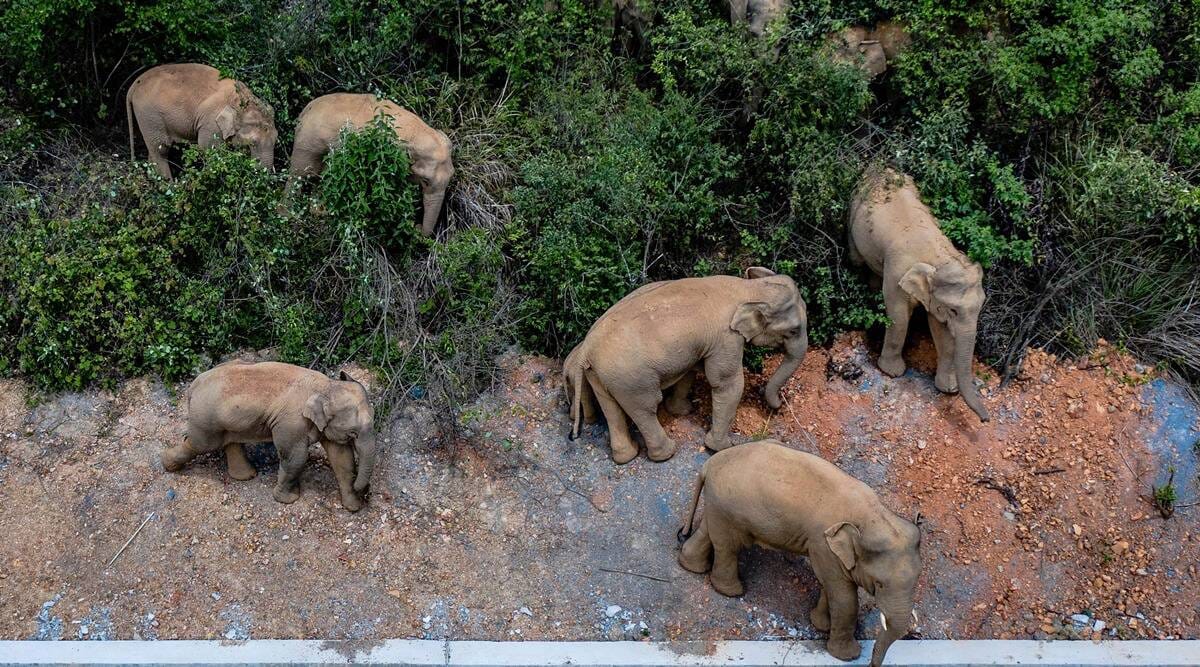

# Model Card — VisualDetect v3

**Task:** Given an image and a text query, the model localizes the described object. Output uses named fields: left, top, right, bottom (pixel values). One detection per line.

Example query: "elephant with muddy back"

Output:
left=288, top=93, right=454, bottom=236
left=848, top=168, right=990, bottom=422
left=162, top=361, right=377, bottom=512
left=564, top=268, right=808, bottom=463
left=126, top=64, right=277, bottom=178
left=678, top=439, right=921, bottom=666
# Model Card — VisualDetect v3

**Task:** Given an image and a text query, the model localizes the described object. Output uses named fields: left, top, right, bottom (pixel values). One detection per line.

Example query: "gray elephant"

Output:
left=679, top=439, right=921, bottom=666
left=288, top=93, right=454, bottom=236
left=827, top=20, right=910, bottom=78
left=162, top=361, right=377, bottom=512
left=565, top=268, right=808, bottom=463
left=848, top=168, right=990, bottom=422
left=126, top=64, right=277, bottom=178
left=729, top=0, right=789, bottom=36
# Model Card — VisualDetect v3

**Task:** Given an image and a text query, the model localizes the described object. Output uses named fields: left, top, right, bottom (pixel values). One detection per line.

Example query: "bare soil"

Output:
left=0, top=333, right=1197, bottom=643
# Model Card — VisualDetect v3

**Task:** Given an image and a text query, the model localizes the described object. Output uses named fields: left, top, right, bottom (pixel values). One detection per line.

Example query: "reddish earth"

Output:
left=0, top=333, right=1196, bottom=643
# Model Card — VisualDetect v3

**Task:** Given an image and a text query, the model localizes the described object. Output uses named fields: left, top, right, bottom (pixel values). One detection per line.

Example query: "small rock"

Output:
left=605, top=605, right=622, bottom=618
left=281, top=535, right=289, bottom=541
left=166, top=489, right=177, bottom=501
left=211, top=592, right=221, bottom=601
left=1003, top=511, right=1016, bottom=521
left=1093, top=620, right=1106, bottom=633
left=1070, top=614, right=1091, bottom=626
left=518, top=606, right=533, bottom=617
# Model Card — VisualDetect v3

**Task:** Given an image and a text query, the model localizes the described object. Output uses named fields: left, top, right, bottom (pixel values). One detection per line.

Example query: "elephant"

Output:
left=678, top=439, right=921, bottom=666
left=288, top=93, right=454, bottom=236
left=564, top=267, right=808, bottom=463
left=729, top=0, right=789, bottom=37
left=827, top=20, right=910, bottom=78
left=126, top=64, right=277, bottom=179
left=161, top=361, right=377, bottom=512
left=848, top=168, right=990, bottom=422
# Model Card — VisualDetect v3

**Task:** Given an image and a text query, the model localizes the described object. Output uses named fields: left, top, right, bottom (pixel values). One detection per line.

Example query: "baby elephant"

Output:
left=162, top=361, right=377, bottom=512
left=679, top=440, right=920, bottom=666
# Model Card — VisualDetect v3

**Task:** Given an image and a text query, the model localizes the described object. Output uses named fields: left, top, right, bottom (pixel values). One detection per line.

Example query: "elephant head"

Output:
left=825, top=517, right=921, bottom=667
left=410, top=129, right=455, bottom=236
left=899, top=260, right=990, bottom=422
left=302, top=371, right=377, bottom=492
left=829, top=26, right=888, bottom=78
left=730, top=267, right=809, bottom=410
left=216, top=85, right=278, bottom=171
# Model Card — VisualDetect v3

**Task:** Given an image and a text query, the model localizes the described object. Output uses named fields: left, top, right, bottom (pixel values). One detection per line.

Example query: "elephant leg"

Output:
left=703, top=355, right=745, bottom=452
left=141, top=132, right=173, bottom=179
left=624, top=388, right=678, bottom=462
left=223, top=443, right=258, bottom=481
left=272, top=433, right=310, bottom=504
left=928, top=313, right=959, bottom=393
left=825, top=579, right=862, bottom=661
left=678, top=515, right=713, bottom=573
left=878, top=289, right=912, bottom=378
left=665, top=369, right=696, bottom=416
left=162, top=437, right=201, bottom=472
left=322, top=440, right=363, bottom=512
left=585, top=370, right=638, bottom=464
left=579, top=376, right=598, bottom=425
left=707, top=517, right=745, bottom=596
left=810, top=588, right=831, bottom=632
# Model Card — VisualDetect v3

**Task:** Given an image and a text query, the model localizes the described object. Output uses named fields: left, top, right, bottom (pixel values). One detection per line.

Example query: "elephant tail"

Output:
left=126, top=90, right=136, bottom=162
left=568, top=361, right=586, bottom=441
left=677, top=463, right=706, bottom=543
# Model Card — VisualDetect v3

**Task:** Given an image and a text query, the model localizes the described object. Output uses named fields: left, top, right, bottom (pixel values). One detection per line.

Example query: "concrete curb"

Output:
left=1, top=640, right=1198, bottom=666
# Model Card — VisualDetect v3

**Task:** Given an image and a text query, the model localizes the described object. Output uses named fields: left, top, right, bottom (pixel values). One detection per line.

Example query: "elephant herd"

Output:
left=126, top=64, right=454, bottom=235
left=157, top=152, right=986, bottom=663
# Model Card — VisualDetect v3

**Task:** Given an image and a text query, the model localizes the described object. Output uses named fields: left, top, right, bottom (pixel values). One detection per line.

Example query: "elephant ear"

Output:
left=302, top=392, right=331, bottom=431
left=215, top=106, right=238, bottom=140
left=730, top=302, right=768, bottom=341
left=898, top=263, right=936, bottom=309
left=744, top=266, right=776, bottom=280
left=824, top=522, right=863, bottom=571
left=338, top=369, right=353, bottom=382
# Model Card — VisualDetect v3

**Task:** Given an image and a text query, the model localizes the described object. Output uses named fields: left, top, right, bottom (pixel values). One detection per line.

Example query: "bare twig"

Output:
left=598, top=567, right=670, bottom=583
left=107, top=512, right=155, bottom=567
left=973, top=476, right=1020, bottom=505
left=1032, top=467, right=1066, bottom=475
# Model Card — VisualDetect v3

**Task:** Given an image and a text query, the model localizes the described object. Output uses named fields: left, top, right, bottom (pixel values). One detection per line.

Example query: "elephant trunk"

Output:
left=254, top=143, right=275, bottom=172
left=764, top=331, right=807, bottom=410
left=954, top=331, right=990, bottom=422
left=871, top=597, right=914, bottom=667
left=353, top=431, right=377, bottom=492
left=421, top=190, right=445, bottom=236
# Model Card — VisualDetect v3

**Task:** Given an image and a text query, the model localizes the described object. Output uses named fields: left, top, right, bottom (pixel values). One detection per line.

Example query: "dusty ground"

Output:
left=0, top=333, right=1197, bottom=644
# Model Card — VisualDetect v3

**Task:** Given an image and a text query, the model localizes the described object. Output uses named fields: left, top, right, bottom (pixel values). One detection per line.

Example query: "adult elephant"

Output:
left=848, top=168, right=990, bottom=422
left=289, top=93, right=454, bottom=236
left=678, top=440, right=921, bottom=666
left=126, top=64, right=277, bottom=178
left=564, top=268, right=808, bottom=463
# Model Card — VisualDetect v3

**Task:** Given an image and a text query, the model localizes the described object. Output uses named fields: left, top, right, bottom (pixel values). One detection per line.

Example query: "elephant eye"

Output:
left=349, top=430, right=358, bottom=438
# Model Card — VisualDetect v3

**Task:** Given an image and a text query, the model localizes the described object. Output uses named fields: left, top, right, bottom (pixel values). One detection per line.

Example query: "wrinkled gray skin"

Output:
left=565, top=267, right=808, bottom=463
left=729, top=0, right=789, bottom=36
left=679, top=440, right=921, bottom=666
left=162, top=361, right=377, bottom=512
left=288, top=93, right=454, bottom=236
left=127, top=64, right=277, bottom=178
left=848, top=168, right=990, bottom=422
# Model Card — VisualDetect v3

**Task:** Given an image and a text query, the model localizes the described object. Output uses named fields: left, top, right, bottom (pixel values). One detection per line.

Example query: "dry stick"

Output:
left=598, top=567, right=671, bottom=583
left=107, top=512, right=155, bottom=568
left=1033, top=467, right=1066, bottom=475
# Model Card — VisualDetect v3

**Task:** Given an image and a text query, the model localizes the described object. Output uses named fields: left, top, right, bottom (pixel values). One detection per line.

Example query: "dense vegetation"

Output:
left=1, top=0, right=1198, bottom=413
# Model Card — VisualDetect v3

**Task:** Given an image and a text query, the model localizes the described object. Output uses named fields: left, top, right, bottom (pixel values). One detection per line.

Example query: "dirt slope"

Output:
left=0, top=334, right=1196, bottom=643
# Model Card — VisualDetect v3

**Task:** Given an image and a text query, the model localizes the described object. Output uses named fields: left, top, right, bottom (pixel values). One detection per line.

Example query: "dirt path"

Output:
left=0, top=334, right=1197, bottom=643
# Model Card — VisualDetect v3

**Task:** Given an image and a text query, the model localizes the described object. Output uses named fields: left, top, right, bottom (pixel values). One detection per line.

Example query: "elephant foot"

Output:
left=826, top=637, right=862, bottom=662
left=878, top=355, right=906, bottom=378
left=227, top=461, right=258, bottom=481
left=703, top=432, right=732, bottom=452
left=934, top=372, right=959, bottom=394
left=610, top=444, right=639, bottom=465
left=810, top=606, right=831, bottom=632
left=161, top=446, right=192, bottom=472
left=646, top=439, right=678, bottom=462
left=710, top=575, right=744, bottom=597
left=339, top=492, right=364, bottom=512
left=273, top=486, right=301, bottom=504
left=678, top=548, right=711, bottom=574
left=665, top=397, right=694, bottom=416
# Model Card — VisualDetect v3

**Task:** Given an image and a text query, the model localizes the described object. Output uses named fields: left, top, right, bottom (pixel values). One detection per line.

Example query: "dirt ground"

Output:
left=1, top=333, right=1197, bottom=644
